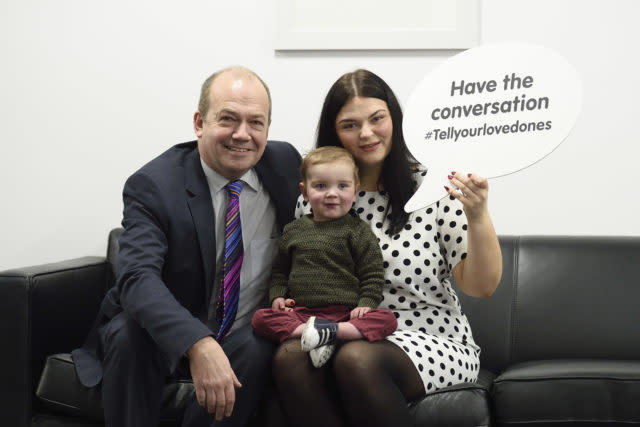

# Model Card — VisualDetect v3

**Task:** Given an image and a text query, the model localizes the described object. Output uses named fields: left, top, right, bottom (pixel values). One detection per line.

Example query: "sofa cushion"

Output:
left=36, top=353, right=194, bottom=423
left=409, top=368, right=494, bottom=426
left=512, top=237, right=640, bottom=363
left=493, top=359, right=640, bottom=425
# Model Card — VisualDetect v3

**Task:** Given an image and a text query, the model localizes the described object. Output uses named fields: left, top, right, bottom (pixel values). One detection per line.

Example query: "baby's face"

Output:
left=302, top=160, right=358, bottom=222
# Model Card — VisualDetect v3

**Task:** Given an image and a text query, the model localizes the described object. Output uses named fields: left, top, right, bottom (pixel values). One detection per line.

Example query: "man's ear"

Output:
left=264, top=119, right=271, bottom=140
left=193, top=111, right=204, bottom=138
left=299, top=182, right=308, bottom=201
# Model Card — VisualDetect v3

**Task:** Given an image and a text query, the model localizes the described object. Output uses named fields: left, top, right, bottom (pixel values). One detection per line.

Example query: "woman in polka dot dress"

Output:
left=272, top=69, right=502, bottom=427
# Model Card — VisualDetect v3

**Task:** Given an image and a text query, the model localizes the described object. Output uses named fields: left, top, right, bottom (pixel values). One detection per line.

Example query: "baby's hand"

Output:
left=350, top=306, right=371, bottom=319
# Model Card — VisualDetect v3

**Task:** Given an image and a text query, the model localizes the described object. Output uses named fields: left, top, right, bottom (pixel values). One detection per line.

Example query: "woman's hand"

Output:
left=284, top=298, right=296, bottom=312
left=272, top=298, right=285, bottom=311
left=272, top=297, right=296, bottom=312
left=446, top=171, right=502, bottom=298
left=350, top=306, right=371, bottom=319
left=445, top=171, right=489, bottom=222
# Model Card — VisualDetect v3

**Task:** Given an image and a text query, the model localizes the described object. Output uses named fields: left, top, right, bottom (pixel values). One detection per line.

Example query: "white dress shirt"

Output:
left=200, top=158, right=279, bottom=332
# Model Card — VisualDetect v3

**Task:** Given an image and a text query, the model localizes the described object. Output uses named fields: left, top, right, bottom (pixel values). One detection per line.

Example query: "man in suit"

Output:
left=72, top=66, right=301, bottom=427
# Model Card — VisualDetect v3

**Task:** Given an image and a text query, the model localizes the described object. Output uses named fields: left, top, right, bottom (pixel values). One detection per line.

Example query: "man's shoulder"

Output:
left=137, top=141, right=198, bottom=174
left=260, top=140, right=301, bottom=168
left=265, top=140, right=297, bottom=154
left=123, top=141, right=199, bottom=194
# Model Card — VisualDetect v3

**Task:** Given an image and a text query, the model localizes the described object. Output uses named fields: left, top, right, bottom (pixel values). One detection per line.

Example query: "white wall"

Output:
left=1, top=0, right=639, bottom=270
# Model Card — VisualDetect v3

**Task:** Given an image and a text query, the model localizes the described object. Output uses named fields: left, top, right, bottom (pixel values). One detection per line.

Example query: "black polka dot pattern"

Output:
left=294, top=170, right=480, bottom=392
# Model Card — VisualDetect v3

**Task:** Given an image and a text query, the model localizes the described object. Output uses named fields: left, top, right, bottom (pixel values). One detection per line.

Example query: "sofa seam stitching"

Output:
left=508, top=236, right=520, bottom=367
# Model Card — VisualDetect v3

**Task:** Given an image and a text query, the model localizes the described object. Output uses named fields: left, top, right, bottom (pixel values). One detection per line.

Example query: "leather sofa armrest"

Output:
left=0, top=257, right=109, bottom=427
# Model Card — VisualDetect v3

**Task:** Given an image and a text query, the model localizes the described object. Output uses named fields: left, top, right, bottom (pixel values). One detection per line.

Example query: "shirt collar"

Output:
left=199, top=157, right=259, bottom=194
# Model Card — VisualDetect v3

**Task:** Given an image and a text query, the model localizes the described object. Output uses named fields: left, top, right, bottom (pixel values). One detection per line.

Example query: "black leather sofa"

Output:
left=2, top=230, right=640, bottom=426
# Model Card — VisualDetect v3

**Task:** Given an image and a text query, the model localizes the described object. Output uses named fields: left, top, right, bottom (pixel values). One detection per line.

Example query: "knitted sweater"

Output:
left=268, top=212, right=385, bottom=309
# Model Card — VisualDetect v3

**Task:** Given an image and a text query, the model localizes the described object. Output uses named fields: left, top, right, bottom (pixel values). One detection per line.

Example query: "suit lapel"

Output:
left=184, top=148, right=217, bottom=304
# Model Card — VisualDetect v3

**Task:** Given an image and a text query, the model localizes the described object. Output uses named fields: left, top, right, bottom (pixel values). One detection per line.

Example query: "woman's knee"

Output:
left=273, top=340, right=303, bottom=366
left=272, top=340, right=308, bottom=382
left=333, top=341, right=380, bottom=382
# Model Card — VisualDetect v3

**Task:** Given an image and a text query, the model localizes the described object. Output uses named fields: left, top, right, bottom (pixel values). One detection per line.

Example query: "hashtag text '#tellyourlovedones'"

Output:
left=425, top=119, right=552, bottom=142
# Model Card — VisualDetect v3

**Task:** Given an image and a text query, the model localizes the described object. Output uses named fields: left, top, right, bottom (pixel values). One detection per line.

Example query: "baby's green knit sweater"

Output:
left=268, top=213, right=385, bottom=309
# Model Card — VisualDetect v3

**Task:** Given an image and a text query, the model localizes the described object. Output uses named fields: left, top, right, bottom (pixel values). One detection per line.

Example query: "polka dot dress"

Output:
left=295, top=171, right=480, bottom=392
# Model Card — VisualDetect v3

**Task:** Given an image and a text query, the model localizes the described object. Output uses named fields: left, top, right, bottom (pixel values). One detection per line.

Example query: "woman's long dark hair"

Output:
left=316, top=69, right=415, bottom=236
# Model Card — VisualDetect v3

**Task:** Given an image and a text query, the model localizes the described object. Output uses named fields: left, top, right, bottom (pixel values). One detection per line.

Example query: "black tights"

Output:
left=272, top=339, right=426, bottom=427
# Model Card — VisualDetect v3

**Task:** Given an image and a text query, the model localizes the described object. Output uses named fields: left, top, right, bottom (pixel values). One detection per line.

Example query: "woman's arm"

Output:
left=446, top=172, right=502, bottom=298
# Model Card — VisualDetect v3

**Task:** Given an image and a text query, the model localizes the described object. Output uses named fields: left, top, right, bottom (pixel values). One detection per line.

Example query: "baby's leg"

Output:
left=347, top=309, right=398, bottom=341
left=251, top=308, right=308, bottom=342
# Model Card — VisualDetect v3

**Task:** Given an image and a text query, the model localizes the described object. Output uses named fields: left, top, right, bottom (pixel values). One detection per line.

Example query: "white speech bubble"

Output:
left=403, top=41, right=582, bottom=212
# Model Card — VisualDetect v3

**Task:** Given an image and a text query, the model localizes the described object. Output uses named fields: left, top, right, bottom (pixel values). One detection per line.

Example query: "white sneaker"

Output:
left=301, top=316, right=338, bottom=352
left=309, top=344, right=336, bottom=368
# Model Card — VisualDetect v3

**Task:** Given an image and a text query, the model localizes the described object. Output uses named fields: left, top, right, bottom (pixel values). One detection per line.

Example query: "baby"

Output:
left=251, top=146, right=397, bottom=367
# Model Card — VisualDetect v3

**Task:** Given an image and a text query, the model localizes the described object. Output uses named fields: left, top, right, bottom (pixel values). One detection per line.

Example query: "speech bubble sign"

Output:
left=403, top=41, right=582, bottom=212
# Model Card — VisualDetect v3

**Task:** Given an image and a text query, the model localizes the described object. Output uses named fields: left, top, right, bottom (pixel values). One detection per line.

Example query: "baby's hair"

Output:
left=300, top=146, right=359, bottom=187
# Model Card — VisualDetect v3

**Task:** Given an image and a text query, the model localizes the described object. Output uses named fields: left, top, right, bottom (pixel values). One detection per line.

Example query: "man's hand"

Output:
left=187, top=336, right=242, bottom=420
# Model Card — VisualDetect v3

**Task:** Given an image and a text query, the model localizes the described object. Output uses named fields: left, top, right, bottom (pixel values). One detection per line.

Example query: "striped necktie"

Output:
left=216, top=179, right=244, bottom=341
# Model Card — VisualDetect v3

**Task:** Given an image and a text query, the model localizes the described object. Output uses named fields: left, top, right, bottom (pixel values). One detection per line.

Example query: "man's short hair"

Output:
left=300, top=146, right=359, bottom=187
left=197, top=66, right=272, bottom=120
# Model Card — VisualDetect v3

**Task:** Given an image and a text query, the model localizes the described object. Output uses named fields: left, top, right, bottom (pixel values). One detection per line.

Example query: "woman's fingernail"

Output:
left=467, top=173, right=472, bottom=178
left=451, top=171, right=456, bottom=175
left=447, top=175, right=453, bottom=180
left=444, top=186, right=450, bottom=192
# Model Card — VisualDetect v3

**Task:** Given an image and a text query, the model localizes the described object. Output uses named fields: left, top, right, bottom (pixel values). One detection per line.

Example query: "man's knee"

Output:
left=102, top=312, right=160, bottom=368
left=225, top=326, right=276, bottom=377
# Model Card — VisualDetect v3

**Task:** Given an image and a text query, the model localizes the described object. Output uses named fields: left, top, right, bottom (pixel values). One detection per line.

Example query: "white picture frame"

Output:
left=274, top=0, right=480, bottom=51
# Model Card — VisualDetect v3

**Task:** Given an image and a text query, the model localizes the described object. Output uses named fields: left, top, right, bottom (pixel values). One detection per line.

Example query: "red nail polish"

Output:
left=447, top=175, right=453, bottom=180
left=467, top=173, right=472, bottom=178
left=451, top=171, right=456, bottom=175
left=444, top=186, right=450, bottom=192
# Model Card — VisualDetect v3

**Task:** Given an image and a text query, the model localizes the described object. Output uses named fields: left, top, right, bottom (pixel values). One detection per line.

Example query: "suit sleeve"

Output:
left=117, top=171, right=212, bottom=373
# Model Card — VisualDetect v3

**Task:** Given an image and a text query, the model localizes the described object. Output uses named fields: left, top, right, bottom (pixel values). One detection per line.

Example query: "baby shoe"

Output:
left=309, top=344, right=336, bottom=368
left=301, top=316, right=338, bottom=352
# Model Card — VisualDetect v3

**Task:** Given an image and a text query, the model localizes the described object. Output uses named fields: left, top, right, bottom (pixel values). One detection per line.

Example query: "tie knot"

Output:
left=226, top=180, right=244, bottom=199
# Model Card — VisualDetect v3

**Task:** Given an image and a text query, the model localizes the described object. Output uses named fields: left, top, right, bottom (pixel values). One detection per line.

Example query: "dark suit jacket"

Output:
left=72, top=140, right=301, bottom=387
